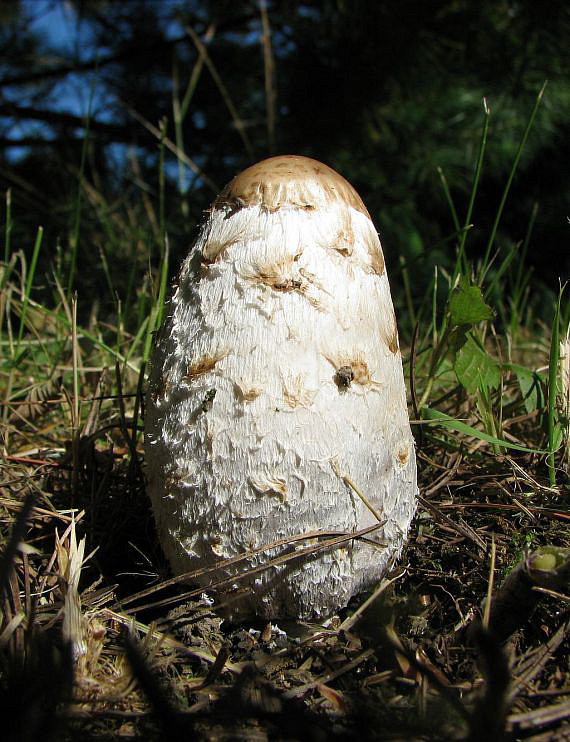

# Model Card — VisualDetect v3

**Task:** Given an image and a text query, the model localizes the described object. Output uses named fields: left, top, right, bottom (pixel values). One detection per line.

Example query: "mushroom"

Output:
left=144, top=155, right=417, bottom=620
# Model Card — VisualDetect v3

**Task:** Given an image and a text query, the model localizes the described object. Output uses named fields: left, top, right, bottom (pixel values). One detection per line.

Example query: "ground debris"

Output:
left=1, top=410, right=570, bottom=740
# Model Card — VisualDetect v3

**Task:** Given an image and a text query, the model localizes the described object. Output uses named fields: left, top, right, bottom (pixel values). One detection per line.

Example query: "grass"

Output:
left=1, top=85, right=569, bottom=740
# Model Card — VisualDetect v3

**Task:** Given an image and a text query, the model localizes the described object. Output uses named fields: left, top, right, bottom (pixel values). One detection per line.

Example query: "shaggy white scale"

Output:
left=144, top=155, right=417, bottom=619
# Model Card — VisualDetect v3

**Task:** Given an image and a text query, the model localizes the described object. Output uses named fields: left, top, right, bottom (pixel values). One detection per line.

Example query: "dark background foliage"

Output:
left=1, top=0, right=568, bottom=331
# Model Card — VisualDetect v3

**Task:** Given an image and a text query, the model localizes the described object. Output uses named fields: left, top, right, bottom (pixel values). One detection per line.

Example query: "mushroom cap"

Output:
left=215, top=155, right=370, bottom=217
left=145, top=155, right=417, bottom=620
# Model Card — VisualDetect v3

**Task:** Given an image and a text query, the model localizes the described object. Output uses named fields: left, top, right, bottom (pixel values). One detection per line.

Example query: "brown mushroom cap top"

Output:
left=214, top=155, right=370, bottom=217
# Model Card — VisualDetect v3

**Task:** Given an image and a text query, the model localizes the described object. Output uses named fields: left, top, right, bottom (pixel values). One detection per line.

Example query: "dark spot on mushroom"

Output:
left=332, top=216, right=355, bottom=257
left=201, top=388, right=216, bottom=412
left=396, top=444, right=410, bottom=466
left=335, top=365, right=355, bottom=390
left=366, top=239, right=385, bottom=275
left=387, top=327, right=399, bottom=354
left=351, top=359, right=372, bottom=385
left=234, top=383, right=262, bottom=402
left=249, top=258, right=305, bottom=293
left=273, top=279, right=303, bottom=292
left=185, top=353, right=227, bottom=381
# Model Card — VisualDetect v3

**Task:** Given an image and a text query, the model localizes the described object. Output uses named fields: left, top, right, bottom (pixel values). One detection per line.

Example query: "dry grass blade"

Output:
left=70, top=292, right=80, bottom=497
left=483, top=534, right=496, bottom=630
left=333, top=460, right=386, bottom=523
left=0, top=611, right=25, bottom=649
left=114, top=362, right=143, bottom=485
left=0, top=491, right=36, bottom=596
left=418, top=494, right=487, bottom=549
left=508, top=700, right=570, bottom=734
left=8, top=377, right=63, bottom=425
left=116, top=523, right=382, bottom=611
left=189, top=642, right=231, bottom=691
left=259, top=0, right=276, bottom=152
left=81, top=369, right=107, bottom=437
left=338, top=570, right=406, bottom=632
left=422, top=452, right=463, bottom=495
left=509, top=619, right=570, bottom=701
left=410, top=320, right=423, bottom=447
left=56, top=519, right=88, bottom=661
left=99, top=608, right=244, bottom=673
left=119, top=523, right=384, bottom=615
left=382, top=626, right=471, bottom=725
left=126, top=105, right=219, bottom=192
left=561, top=328, right=570, bottom=474
left=185, top=24, right=254, bottom=158
left=284, top=648, right=375, bottom=698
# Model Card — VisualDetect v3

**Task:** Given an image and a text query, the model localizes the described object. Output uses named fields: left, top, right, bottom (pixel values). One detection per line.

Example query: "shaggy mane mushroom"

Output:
left=144, top=155, right=417, bottom=620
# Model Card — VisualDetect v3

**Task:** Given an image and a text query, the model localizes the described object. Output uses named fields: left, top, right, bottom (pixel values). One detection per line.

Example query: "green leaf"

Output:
left=449, top=279, right=493, bottom=327
left=551, top=422, right=564, bottom=452
left=454, top=333, right=501, bottom=393
left=448, top=325, right=469, bottom=354
left=421, top=407, right=547, bottom=454
left=507, top=363, right=544, bottom=414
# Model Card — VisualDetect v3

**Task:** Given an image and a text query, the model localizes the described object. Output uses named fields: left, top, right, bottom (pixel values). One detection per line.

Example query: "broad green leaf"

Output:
left=421, top=406, right=547, bottom=454
left=454, top=333, right=501, bottom=393
left=449, top=280, right=493, bottom=327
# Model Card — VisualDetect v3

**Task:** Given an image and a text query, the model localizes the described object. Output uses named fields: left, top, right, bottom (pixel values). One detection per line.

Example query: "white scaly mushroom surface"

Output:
left=145, top=156, right=417, bottom=620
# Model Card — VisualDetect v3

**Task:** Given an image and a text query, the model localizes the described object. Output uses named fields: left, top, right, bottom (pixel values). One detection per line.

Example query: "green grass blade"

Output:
left=456, top=97, right=490, bottom=279
left=547, top=287, right=564, bottom=484
left=480, top=81, right=547, bottom=279
left=67, top=74, right=98, bottom=295
left=125, top=314, right=151, bottom=363
left=172, top=38, right=208, bottom=216
left=21, top=296, right=141, bottom=373
left=16, top=226, right=44, bottom=347
left=422, top=406, right=547, bottom=454
left=436, top=166, right=460, bottom=236
left=156, top=236, right=170, bottom=329
left=143, top=237, right=170, bottom=363
left=3, top=188, right=12, bottom=269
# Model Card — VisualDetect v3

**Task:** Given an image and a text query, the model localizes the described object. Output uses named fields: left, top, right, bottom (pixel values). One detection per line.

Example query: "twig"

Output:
left=418, top=494, right=486, bottom=550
